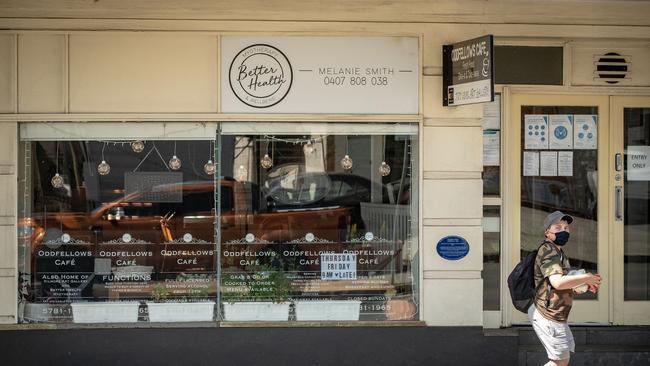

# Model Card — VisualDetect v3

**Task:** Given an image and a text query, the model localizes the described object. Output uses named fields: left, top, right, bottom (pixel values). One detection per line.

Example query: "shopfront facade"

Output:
left=0, top=0, right=649, bottom=332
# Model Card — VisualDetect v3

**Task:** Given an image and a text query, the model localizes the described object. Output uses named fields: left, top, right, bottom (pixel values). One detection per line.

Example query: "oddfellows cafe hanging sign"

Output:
left=442, top=35, right=494, bottom=107
left=220, top=36, right=419, bottom=114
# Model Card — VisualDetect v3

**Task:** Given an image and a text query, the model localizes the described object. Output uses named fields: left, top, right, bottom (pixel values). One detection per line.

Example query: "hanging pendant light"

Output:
left=97, top=142, right=111, bottom=175
left=260, top=154, right=273, bottom=169
left=169, top=141, right=182, bottom=170
left=51, top=142, right=64, bottom=188
left=235, top=165, right=248, bottom=182
left=340, top=155, right=354, bottom=171
left=169, top=155, right=182, bottom=170
left=51, top=173, right=64, bottom=189
left=379, top=161, right=391, bottom=177
left=340, top=136, right=353, bottom=171
left=379, top=135, right=391, bottom=177
left=260, top=140, right=273, bottom=169
left=203, top=160, right=215, bottom=175
left=303, top=139, right=314, bottom=154
left=203, top=140, right=215, bottom=175
left=97, top=160, right=111, bottom=175
left=131, top=140, right=145, bottom=153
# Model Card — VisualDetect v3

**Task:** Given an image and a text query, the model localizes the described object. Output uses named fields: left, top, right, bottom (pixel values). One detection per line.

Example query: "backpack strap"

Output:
left=536, top=242, right=553, bottom=308
left=539, top=241, right=563, bottom=308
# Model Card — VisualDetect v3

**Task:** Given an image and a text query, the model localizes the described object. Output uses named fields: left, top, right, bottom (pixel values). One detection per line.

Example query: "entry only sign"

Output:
left=627, top=146, right=650, bottom=181
left=442, top=35, right=494, bottom=106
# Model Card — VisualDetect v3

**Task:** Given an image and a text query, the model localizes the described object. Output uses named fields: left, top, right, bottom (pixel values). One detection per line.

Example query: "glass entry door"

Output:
left=611, top=96, right=650, bottom=325
left=509, top=94, right=610, bottom=324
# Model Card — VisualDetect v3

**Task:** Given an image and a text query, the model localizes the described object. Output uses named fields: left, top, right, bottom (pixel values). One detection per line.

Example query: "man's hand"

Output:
left=584, top=273, right=601, bottom=286
left=584, top=273, right=601, bottom=293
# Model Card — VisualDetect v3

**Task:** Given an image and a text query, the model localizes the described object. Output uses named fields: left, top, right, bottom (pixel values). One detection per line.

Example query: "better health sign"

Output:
left=221, top=36, right=419, bottom=114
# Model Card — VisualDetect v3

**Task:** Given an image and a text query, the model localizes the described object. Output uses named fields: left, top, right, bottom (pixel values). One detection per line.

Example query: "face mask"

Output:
left=553, top=231, right=570, bottom=246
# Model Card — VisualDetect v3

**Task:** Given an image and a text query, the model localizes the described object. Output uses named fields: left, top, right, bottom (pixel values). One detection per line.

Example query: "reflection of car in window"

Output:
left=263, top=164, right=332, bottom=207
left=23, top=166, right=411, bottom=247
left=252, top=163, right=411, bottom=244
left=261, top=163, right=385, bottom=211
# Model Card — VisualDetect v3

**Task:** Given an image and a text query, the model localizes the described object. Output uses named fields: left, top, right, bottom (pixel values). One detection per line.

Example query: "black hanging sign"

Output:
left=442, top=35, right=494, bottom=106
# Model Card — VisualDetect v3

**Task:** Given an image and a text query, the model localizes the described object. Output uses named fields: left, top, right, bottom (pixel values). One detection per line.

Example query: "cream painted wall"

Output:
left=0, top=35, right=16, bottom=113
left=421, top=279, right=483, bottom=326
left=423, top=126, right=482, bottom=172
left=422, top=180, right=482, bottom=219
left=421, top=48, right=484, bottom=326
left=18, top=34, right=67, bottom=113
left=69, top=33, right=218, bottom=113
left=0, top=123, right=17, bottom=323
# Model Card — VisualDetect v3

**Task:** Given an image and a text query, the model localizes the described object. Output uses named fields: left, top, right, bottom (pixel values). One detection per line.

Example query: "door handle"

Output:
left=615, top=153, right=623, bottom=171
left=615, top=185, right=623, bottom=221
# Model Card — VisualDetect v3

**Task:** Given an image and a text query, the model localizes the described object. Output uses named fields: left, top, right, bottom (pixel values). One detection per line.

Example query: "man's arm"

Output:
left=548, top=272, right=601, bottom=291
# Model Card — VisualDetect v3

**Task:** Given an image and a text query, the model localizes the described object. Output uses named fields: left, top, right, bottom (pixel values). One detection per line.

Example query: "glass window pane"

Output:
left=17, top=123, right=218, bottom=323
left=218, top=122, right=419, bottom=321
left=482, top=206, right=501, bottom=310
left=17, top=121, right=420, bottom=324
left=483, top=94, right=501, bottom=196
left=623, top=107, right=650, bottom=300
left=520, top=106, right=598, bottom=300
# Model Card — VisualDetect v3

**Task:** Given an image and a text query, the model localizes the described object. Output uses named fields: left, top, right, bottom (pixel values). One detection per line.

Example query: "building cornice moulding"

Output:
left=1, top=0, right=650, bottom=26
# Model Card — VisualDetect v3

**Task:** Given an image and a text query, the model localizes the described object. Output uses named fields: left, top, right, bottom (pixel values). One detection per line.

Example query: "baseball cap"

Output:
left=543, top=210, right=574, bottom=231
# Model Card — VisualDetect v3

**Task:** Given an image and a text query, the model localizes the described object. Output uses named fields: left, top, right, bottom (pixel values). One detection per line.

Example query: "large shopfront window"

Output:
left=218, top=122, right=419, bottom=321
left=17, top=121, right=419, bottom=323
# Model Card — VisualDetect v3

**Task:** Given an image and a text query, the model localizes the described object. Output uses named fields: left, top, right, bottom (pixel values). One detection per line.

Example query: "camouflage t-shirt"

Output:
left=533, top=240, right=573, bottom=323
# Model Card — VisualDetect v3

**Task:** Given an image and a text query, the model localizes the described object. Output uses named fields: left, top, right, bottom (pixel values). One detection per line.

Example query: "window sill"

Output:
left=219, top=320, right=426, bottom=328
left=1, top=320, right=426, bottom=330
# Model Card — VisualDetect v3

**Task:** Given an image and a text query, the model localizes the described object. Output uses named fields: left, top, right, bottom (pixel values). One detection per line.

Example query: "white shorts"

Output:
left=527, top=305, right=575, bottom=361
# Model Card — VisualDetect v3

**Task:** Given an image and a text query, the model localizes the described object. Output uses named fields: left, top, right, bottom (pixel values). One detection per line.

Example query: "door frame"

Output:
left=610, top=96, right=650, bottom=325
left=505, top=93, right=611, bottom=325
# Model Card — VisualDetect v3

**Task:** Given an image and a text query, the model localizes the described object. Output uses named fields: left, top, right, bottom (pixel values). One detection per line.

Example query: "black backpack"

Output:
left=507, top=244, right=544, bottom=313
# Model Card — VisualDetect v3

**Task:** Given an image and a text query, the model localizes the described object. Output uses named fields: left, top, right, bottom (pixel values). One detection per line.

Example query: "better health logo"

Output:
left=229, top=44, right=293, bottom=108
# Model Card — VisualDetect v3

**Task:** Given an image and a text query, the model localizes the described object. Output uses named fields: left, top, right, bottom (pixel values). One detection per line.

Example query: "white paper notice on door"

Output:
left=573, top=115, right=598, bottom=150
left=558, top=151, right=573, bottom=176
left=540, top=151, right=558, bottom=176
left=549, top=115, right=573, bottom=149
left=627, top=146, right=650, bottom=181
left=523, top=151, right=540, bottom=176
left=483, top=130, right=500, bottom=166
left=482, top=94, right=501, bottom=130
left=524, top=115, right=549, bottom=149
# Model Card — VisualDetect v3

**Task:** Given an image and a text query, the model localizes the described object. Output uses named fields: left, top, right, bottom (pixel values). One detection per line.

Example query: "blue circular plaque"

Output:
left=436, top=236, right=470, bottom=260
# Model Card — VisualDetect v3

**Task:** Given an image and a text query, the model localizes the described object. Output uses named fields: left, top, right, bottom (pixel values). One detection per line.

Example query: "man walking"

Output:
left=527, top=211, right=602, bottom=366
